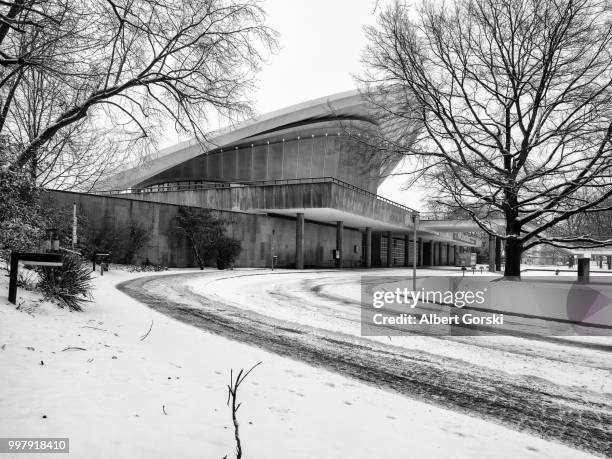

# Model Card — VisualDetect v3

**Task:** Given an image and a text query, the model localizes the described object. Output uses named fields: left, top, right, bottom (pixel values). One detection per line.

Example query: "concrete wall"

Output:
left=42, top=190, right=363, bottom=269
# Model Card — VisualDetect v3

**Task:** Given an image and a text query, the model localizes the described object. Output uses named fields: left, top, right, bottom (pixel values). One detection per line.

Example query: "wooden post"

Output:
left=8, top=251, right=19, bottom=304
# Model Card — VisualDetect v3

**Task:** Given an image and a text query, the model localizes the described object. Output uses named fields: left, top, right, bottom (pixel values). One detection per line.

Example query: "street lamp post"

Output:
left=413, top=212, right=418, bottom=291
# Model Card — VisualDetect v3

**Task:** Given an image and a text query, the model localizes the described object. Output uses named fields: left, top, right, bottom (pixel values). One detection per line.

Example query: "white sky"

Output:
left=253, top=0, right=376, bottom=113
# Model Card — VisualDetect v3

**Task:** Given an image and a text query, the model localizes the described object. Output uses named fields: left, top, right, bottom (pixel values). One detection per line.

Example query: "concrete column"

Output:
left=365, top=227, right=372, bottom=268
left=336, top=221, right=343, bottom=269
left=433, top=242, right=439, bottom=266
left=488, top=235, right=496, bottom=272
left=430, top=242, right=435, bottom=266
left=418, top=238, right=424, bottom=266
left=295, top=213, right=304, bottom=269
left=578, top=258, right=590, bottom=283
left=386, top=232, right=393, bottom=267
left=495, top=237, right=502, bottom=271
left=404, top=234, right=410, bottom=267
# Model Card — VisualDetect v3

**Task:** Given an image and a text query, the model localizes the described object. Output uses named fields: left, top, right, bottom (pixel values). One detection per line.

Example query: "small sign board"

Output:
left=92, top=251, right=111, bottom=275
left=8, top=252, right=63, bottom=304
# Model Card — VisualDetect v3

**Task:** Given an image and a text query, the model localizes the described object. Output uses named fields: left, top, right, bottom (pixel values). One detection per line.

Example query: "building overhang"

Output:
left=96, top=90, right=376, bottom=191
left=100, top=179, right=478, bottom=247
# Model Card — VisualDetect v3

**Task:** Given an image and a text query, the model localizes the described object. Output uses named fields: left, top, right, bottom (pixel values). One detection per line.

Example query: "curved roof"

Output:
left=97, top=89, right=376, bottom=190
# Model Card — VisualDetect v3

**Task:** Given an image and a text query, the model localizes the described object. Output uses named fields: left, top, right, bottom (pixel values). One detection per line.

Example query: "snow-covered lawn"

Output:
left=0, top=268, right=596, bottom=458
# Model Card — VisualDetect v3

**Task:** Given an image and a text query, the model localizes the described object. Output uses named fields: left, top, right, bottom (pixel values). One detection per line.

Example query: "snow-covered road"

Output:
left=119, top=268, right=612, bottom=457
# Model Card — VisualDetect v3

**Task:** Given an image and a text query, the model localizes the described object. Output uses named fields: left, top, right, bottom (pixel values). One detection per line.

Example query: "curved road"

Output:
left=118, top=270, right=612, bottom=457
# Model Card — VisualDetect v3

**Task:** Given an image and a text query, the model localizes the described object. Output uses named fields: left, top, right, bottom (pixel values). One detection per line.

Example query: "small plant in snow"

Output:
left=17, top=268, right=39, bottom=290
left=37, top=253, right=93, bottom=311
left=225, top=362, right=261, bottom=459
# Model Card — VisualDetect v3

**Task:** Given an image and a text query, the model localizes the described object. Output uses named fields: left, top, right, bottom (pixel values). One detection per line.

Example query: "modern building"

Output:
left=88, top=90, right=481, bottom=268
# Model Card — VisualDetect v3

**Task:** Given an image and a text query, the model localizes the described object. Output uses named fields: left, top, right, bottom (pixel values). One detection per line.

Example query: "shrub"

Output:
left=125, top=264, right=168, bottom=273
left=123, top=222, right=150, bottom=264
left=1, top=219, right=44, bottom=262
left=216, top=236, right=241, bottom=270
left=175, top=207, right=224, bottom=269
left=37, top=253, right=93, bottom=311
left=0, top=155, right=45, bottom=264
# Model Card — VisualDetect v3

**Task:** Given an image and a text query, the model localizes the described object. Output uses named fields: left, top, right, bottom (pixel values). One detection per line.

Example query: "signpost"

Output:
left=92, top=251, right=110, bottom=275
left=72, top=201, right=78, bottom=249
left=8, top=251, right=63, bottom=304
left=412, top=213, right=418, bottom=291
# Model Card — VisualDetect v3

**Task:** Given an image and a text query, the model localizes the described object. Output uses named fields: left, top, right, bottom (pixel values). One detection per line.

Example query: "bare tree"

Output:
left=0, top=0, right=276, bottom=184
left=175, top=206, right=225, bottom=269
left=6, top=67, right=132, bottom=189
left=361, top=0, right=612, bottom=277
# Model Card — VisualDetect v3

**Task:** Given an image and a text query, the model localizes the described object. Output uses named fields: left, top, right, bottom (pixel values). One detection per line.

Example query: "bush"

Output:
left=123, top=222, right=150, bottom=264
left=125, top=264, right=168, bottom=273
left=0, top=156, right=45, bottom=264
left=175, top=207, right=224, bottom=269
left=37, top=253, right=93, bottom=311
left=216, top=236, right=241, bottom=270
left=1, top=219, right=44, bottom=261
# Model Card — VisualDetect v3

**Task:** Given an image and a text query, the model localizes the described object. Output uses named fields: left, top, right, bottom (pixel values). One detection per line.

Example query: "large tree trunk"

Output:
left=504, top=237, right=522, bottom=278
left=503, top=191, right=522, bottom=279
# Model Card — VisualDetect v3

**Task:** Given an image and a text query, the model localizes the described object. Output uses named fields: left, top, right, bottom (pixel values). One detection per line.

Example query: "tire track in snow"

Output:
left=118, top=272, right=612, bottom=457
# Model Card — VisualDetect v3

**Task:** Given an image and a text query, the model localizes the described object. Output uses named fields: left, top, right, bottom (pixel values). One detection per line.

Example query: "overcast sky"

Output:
left=253, top=0, right=377, bottom=112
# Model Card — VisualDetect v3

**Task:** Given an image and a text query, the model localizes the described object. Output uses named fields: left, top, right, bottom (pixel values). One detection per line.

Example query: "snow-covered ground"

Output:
left=185, top=269, right=612, bottom=394
left=0, top=267, right=602, bottom=458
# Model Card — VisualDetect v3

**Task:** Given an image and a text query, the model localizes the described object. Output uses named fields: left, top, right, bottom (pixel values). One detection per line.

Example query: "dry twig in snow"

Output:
left=139, top=320, right=154, bottom=341
left=226, top=362, right=262, bottom=459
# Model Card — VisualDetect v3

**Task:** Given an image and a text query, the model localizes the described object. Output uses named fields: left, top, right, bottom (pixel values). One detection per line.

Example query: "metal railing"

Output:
left=420, top=211, right=504, bottom=221
left=93, top=177, right=419, bottom=214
